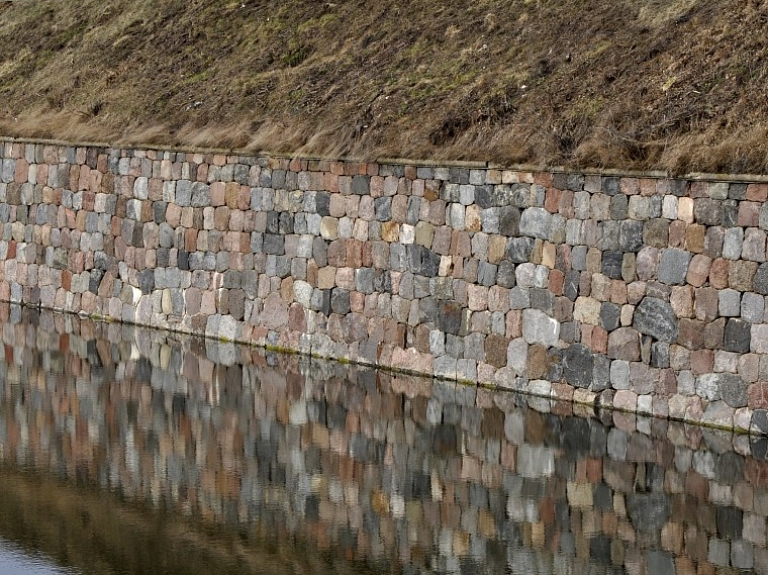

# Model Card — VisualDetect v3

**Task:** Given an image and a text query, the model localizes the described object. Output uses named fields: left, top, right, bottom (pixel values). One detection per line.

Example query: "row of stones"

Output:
left=1, top=312, right=768, bottom=573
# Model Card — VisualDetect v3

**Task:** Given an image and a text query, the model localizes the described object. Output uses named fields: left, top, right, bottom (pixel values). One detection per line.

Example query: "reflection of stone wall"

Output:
left=2, top=307, right=768, bottom=573
left=4, top=139, right=768, bottom=432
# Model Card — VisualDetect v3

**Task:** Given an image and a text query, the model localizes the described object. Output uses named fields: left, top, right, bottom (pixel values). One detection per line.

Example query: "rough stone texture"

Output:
left=633, top=297, right=679, bottom=343
left=3, top=140, right=768, bottom=433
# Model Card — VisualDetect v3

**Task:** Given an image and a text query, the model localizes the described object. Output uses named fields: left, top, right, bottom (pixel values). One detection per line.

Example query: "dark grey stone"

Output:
left=439, top=301, right=463, bottom=335
left=694, top=198, right=722, bottom=225
left=592, top=354, right=611, bottom=392
left=263, top=234, right=285, bottom=255
left=722, top=199, right=739, bottom=227
left=506, top=237, right=534, bottom=263
left=564, top=270, right=580, bottom=301
left=530, top=288, right=554, bottom=314
left=633, top=297, right=678, bottom=343
left=602, top=251, right=623, bottom=280
left=497, top=261, right=516, bottom=288
left=600, top=302, right=621, bottom=331
left=312, top=237, right=328, bottom=267
left=645, top=551, right=675, bottom=575
left=602, top=176, right=620, bottom=195
left=331, top=288, right=351, bottom=315
left=315, top=192, right=331, bottom=216
left=720, top=373, right=748, bottom=408
left=374, top=197, right=391, bottom=221
left=278, top=212, right=293, bottom=234
left=619, top=220, right=644, bottom=252
left=643, top=218, right=670, bottom=248
left=716, top=452, right=746, bottom=484
left=717, top=507, right=743, bottom=539
left=406, top=197, right=421, bottom=224
left=725, top=318, right=751, bottom=353
left=754, top=263, right=768, bottom=295
left=356, top=268, right=375, bottom=294
left=563, top=344, right=593, bottom=388
left=351, top=175, right=370, bottom=195
left=730, top=183, right=748, bottom=200
left=626, top=492, right=670, bottom=532
left=153, top=201, right=167, bottom=224
left=499, top=206, right=521, bottom=237
left=477, top=262, right=497, bottom=287
left=474, top=185, right=494, bottom=208
left=610, top=194, right=628, bottom=220
left=650, top=342, right=670, bottom=368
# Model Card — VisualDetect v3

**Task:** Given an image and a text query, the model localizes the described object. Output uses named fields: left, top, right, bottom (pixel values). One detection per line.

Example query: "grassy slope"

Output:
left=1, top=0, right=768, bottom=174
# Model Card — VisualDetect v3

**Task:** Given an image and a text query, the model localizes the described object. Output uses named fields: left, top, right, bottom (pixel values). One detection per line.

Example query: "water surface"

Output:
left=0, top=304, right=765, bottom=574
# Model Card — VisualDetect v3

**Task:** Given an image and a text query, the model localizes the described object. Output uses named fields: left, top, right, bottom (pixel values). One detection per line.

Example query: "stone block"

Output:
left=719, top=289, right=741, bottom=317
left=657, top=248, right=691, bottom=285
left=608, top=327, right=641, bottom=361
left=633, top=297, right=678, bottom=343
left=522, top=308, right=560, bottom=347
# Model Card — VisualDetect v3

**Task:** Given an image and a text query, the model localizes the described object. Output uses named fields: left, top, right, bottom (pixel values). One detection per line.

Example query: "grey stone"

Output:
left=722, top=199, right=739, bottom=227
left=754, top=263, right=768, bottom=295
left=374, top=197, right=391, bottom=221
left=498, top=206, right=521, bottom=237
left=519, top=207, right=552, bottom=240
left=619, top=220, right=644, bottom=252
left=610, top=194, right=628, bottom=219
left=626, top=492, right=670, bottom=532
left=506, top=237, right=534, bottom=263
left=509, top=287, right=530, bottom=309
left=731, top=540, right=754, bottom=570
left=190, top=182, right=210, bottom=207
left=725, top=318, right=751, bottom=353
left=351, top=175, right=370, bottom=194
left=742, top=291, right=765, bottom=323
left=651, top=342, right=670, bottom=368
left=696, top=373, right=747, bottom=407
left=477, top=262, right=497, bottom=287
left=694, top=198, right=722, bottom=225
left=646, top=551, right=675, bottom=575
left=522, top=309, right=560, bottom=347
left=592, top=354, right=611, bottom=392
left=600, top=250, right=622, bottom=280
left=723, top=227, right=744, bottom=260
left=563, top=344, right=593, bottom=388
left=600, top=302, right=621, bottom=331
left=719, top=289, right=741, bottom=317
left=633, top=297, right=678, bottom=343
left=438, top=301, right=464, bottom=335
left=516, top=444, right=555, bottom=478
left=330, top=288, right=350, bottom=315
left=497, top=261, right=516, bottom=288
left=657, top=248, right=691, bottom=285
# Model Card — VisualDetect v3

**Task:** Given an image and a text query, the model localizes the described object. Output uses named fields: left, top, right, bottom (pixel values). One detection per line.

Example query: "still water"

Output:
left=0, top=304, right=765, bottom=574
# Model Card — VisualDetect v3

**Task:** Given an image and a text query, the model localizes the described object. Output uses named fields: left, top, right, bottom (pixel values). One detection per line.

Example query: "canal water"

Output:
left=0, top=304, right=765, bottom=574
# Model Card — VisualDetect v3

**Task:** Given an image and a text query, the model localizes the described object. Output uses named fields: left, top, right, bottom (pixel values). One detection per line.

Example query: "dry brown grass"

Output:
left=2, top=0, right=768, bottom=174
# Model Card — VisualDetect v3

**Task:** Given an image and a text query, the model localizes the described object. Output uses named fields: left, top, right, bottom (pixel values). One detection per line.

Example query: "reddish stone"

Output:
left=677, top=318, right=704, bottom=349
left=668, top=220, right=687, bottom=248
left=703, top=317, right=725, bottom=349
left=690, top=349, right=714, bottom=375
left=747, top=183, right=768, bottom=202
left=709, top=258, right=730, bottom=289
left=749, top=382, right=768, bottom=409
left=738, top=201, right=761, bottom=227
left=686, top=254, right=711, bottom=287
left=549, top=269, right=565, bottom=295
left=544, top=188, right=561, bottom=213
left=694, top=287, right=719, bottom=321
left=485, top=335, right=510, bottom=368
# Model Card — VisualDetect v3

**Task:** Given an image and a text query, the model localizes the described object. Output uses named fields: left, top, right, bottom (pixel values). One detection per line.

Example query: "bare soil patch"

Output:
left=1, top=0, right=768, bottom=174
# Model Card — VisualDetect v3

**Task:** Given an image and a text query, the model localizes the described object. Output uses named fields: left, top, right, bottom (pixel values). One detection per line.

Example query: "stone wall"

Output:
left=3, top=305, right=768, bottom=574
left=3, top=138, right=768, bottom=433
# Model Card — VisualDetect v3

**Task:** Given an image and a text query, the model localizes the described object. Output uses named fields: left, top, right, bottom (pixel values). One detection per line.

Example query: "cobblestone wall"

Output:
left=3, top=138, right=768, bottom=432
left=3, top=306, right=768, bottom=574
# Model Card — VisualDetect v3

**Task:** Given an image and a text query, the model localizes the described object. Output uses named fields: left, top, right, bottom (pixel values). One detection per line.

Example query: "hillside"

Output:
left=1, top=0, right=768, bottom=174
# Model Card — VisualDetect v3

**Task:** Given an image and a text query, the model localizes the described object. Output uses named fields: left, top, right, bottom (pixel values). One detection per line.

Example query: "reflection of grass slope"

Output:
left=0, top=467, right=379, bottom=575
left=1, top=0, right=768, bottom=174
